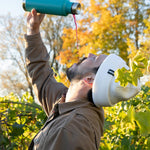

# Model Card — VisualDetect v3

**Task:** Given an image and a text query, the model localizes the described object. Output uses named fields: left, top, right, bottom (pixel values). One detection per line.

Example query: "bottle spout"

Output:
left=71, top=3, right=81, bottom=15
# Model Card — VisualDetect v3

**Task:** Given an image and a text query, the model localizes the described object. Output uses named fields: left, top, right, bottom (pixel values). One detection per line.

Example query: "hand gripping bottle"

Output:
left=22, top=0, right=81, bottom=16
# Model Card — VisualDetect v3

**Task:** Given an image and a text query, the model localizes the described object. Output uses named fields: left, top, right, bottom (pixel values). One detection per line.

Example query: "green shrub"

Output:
left=100, top=86, right=150, bottom=150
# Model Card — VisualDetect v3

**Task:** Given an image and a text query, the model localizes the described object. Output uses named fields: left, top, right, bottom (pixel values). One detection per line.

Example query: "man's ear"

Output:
left=83, top=74, right=95, bottom=86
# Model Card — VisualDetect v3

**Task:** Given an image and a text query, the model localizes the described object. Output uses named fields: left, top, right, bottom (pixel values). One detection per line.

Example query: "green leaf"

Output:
left=121, top=137, right=130, bottom=149
left=133, top=52, right=148, bottom=69
left=147, top=137, right=150, bottom=149
left=131, top=68, right=143, bottom=86
left=134, top=111, right=150, bottom=136
left=127, top=106, right=135, bottom=123
left=10, top=123, right=25, bottom=136
left=115, top=67, right=132, bottom=87
left=133, top=68, right=143, bottom=78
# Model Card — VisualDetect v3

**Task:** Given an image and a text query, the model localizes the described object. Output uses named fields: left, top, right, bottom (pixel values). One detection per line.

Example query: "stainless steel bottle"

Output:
left=23, top=0, right=81, bottom=16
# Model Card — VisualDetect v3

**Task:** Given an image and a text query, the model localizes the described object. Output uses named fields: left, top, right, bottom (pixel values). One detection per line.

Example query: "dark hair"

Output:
left=87, top=89, right=93, bottom=103
left=87, top=89, right=97, bottom=106
left=66, top=68, right=76, bottom=81
left=66, top=67, right=83, bottom=81
left=66, top=57, right=87, bottom=81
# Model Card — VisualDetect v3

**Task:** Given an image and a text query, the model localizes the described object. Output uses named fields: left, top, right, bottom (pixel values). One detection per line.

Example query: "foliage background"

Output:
left=100, top=86, right=150, bottom=150
left=0, top=87, right=150, bottom=149
left=0, top=93, right=47, bottom=149
left=0, top=0, right=150, bottom=149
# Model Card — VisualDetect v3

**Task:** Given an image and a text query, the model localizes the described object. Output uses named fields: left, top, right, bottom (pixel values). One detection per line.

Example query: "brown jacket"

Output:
left=25, top=33, right=104, bottom=150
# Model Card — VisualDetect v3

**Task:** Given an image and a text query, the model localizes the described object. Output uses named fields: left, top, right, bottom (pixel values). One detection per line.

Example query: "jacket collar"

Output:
left=58, top=99, right=94, bottom=115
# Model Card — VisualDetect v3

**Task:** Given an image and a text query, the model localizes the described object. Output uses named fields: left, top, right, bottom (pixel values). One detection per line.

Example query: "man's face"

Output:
left=67, top=53, right=107, bottom=81
left=76, top=53, right=107, bottom=74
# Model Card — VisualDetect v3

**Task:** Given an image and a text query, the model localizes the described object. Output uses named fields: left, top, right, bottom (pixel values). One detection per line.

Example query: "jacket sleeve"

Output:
left=24, top=33, right=68, bottom=116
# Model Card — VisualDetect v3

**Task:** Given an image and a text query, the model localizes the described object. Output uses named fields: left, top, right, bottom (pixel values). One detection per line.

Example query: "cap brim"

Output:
left=92, top=54, right=129, bottom=107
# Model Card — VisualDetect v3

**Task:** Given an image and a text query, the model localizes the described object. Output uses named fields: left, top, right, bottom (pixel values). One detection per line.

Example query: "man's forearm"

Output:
left=25, top=33, right=67, bottom=116
left=25, top=9, right=67, bottom=116
left=25, top=33, right=53, bottom=114
left=27, top=27, right=39, bottom=35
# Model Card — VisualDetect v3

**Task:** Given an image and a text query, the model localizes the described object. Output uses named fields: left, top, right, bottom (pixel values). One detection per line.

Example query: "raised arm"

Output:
left=24, top=9, right=68, bottom=116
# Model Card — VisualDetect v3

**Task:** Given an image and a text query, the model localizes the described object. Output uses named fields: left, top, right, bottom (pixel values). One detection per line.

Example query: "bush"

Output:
left=0, top=86, right=150, bottom=149
left=0, top=92, right=47, bottom=150
left=100, top=86, right=150, bottom=150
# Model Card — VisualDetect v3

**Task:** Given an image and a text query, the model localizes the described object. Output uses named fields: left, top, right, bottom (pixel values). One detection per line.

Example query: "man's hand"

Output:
left=27, top=9, right=45, bottom=35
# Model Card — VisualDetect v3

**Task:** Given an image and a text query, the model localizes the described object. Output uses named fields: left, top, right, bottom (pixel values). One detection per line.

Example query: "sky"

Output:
left=0, top=0, right=24, bottom=17
left=0, top=0, right=24, bottom=71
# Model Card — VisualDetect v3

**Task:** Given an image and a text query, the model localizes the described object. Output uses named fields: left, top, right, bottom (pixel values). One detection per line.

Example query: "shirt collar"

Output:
left=58, top=99, right=93, bottom=115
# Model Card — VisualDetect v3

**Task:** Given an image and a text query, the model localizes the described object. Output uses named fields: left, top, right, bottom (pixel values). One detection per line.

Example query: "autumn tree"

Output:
left=0, top=14, right=72, bottom=97
left=0, top=92, right=47, bottom=149
left=58, top=0, right=150, bottom=68
left=0, top=15, right=32, bottom=97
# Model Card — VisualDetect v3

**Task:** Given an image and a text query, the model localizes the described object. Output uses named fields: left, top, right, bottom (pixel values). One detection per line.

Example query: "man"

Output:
left=25, top=9, right=140, bottom=150
left=25, top=9, right=105, bottom=150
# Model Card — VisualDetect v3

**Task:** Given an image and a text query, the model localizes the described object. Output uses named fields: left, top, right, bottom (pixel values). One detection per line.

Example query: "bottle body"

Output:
left=23, top=0, right=81, bottom=16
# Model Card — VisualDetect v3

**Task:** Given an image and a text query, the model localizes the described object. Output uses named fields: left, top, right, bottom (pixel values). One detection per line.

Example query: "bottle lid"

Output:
left=71, top=3, right=81, bottom=14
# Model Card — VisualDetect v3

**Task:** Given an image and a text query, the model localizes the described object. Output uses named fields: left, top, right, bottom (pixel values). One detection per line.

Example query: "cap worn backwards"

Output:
left=92, top=54, right=141, bottom=107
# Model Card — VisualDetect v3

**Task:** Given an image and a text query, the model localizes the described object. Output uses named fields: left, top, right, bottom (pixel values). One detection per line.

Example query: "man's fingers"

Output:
left=26, top=8, right=45, bottom=35
left=30, top=8, right=45, bottom=23
left=31, top=8, right=37, bottom=17
left=27, top=12, right=32, bottom=18
left=39, top=14, right=45, bottom=23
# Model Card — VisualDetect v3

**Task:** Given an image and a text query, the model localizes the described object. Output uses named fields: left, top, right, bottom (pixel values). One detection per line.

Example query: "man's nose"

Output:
left=88, top=53, right=96, bottom=58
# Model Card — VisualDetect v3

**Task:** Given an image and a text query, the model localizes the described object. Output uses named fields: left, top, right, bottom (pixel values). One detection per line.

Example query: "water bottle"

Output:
left=22, top=0, right=81, bottom=16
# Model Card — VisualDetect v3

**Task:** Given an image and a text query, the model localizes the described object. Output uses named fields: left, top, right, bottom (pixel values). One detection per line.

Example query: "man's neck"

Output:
left=65, top=80, right=88, bottom=103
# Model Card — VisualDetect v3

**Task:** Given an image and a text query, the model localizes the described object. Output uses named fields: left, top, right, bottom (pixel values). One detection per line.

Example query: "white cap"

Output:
left=92, top=54, right=141, bottom=107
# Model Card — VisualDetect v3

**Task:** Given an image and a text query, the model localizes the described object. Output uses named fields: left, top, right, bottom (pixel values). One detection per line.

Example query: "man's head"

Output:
left=65, top=53, right=107, bottom=103
left=66, top=53, right=107, bottom=82
left=65, top=53, right=140, bottom=105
